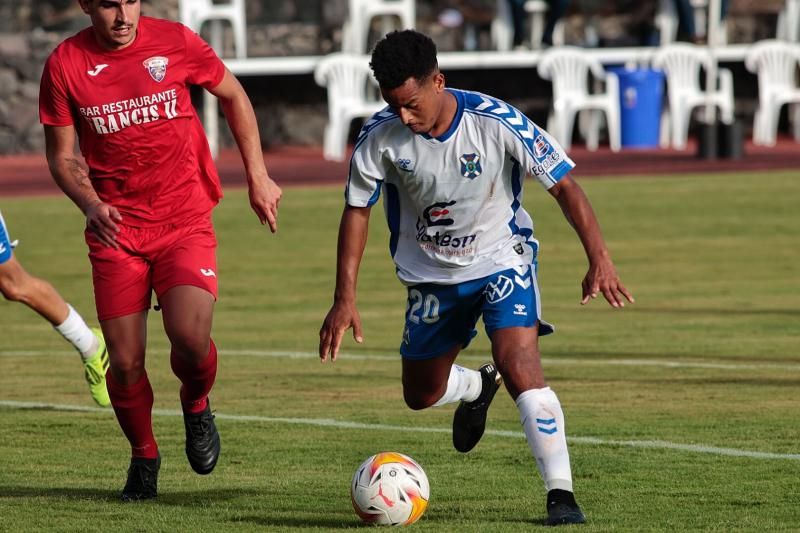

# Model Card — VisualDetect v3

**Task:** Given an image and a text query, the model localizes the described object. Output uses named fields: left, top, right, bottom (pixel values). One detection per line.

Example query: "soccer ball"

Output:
left=350, top=452, right=430, bottom=526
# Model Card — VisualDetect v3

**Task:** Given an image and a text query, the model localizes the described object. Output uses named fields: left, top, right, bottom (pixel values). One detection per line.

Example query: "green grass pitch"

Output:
left=0, top=171, right=798, bottom=531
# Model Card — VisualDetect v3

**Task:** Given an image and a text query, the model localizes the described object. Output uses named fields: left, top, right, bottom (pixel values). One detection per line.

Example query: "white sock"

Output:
left=432, top=364, right=482, bottom=406
left=54, top=304, right=98, bottom=361
left=516, top=386, right=574, bottom=492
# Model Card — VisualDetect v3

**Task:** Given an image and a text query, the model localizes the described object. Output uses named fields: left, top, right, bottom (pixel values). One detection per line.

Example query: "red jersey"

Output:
left=39, top=17, right=225, bottom=226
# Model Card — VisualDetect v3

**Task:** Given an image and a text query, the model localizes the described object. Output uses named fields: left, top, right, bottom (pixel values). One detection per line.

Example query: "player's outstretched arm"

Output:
left=548, top=175, right=634, bottom=308
left=319, top=206, right=371, bottom=362
left=44, top=125, right=121, bottom=248
left=210, top=68, right=281, bottom=233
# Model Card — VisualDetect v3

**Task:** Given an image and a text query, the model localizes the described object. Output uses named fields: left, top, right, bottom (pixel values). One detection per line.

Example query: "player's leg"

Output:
left=153, top=219, right=220, bottom=476
left=102, top=310, right=160, bottom=501
left=88, top=229, right=158, bottom=500
left=491, top=327, right=584, bottom=525
left=399, top=280, right=500, bottom=452
left=401, top=345, right=461, bottom=410
left=483, top=265, right=584, bottom=525
left=160, top=285, right=215, bottom=413
left=0, top=255, right=70, bottom=323
left=159, top=284, right=220, bottom=475
left=399, top=280, right=480, bottom=410
left=0, top=216, right=108, bottom=405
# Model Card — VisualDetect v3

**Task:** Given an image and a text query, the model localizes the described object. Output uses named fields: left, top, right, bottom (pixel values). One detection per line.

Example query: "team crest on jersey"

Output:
left=534, top=135, right=550, bottom=158
left=143, top=56, right=169, bottom=82
left=459, top=153, right=482, bottom=179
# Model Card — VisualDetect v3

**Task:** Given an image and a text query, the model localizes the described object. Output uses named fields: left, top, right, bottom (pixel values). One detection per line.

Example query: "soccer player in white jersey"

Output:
left=319, top=30, right=634, bottom=526
left=0, top=209, right=109, bottom=406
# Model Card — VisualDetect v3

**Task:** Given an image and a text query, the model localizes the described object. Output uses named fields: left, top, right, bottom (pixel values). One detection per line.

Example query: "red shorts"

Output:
left=87, top=216, right=218, bottom=321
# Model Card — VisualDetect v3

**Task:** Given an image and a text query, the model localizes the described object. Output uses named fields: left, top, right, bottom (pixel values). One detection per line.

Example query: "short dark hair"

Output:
left=370, top=30, right=438, bottom=90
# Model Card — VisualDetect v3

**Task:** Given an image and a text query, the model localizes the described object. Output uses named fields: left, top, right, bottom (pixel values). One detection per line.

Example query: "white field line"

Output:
left=2, top=348, right=800, bottom=372
left=1, top=400, right=798, bottom=462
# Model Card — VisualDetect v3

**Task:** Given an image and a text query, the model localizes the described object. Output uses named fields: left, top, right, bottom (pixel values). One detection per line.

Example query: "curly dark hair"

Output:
left=369, top=30, right=438, bottom=90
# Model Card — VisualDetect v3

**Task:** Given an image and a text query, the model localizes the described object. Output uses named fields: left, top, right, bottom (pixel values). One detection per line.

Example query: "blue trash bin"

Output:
left=609, top=67, right=665, bottom=148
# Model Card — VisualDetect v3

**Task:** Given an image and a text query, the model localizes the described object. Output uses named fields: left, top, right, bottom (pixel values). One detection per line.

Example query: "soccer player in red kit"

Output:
left=38, top=0, right=282, bottom=501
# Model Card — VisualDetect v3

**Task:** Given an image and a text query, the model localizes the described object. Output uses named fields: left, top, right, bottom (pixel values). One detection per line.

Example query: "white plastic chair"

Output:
left=341, top=0, right=415, bottom=54
left=537, top=47, right=621, bottom=152
left=745, top=40, right=800, bottom=146
left=178, top=0, right=247, bottom=58
left=652, top=43, right=734, bottom=150
left=314, top=54, right=386, bottom=161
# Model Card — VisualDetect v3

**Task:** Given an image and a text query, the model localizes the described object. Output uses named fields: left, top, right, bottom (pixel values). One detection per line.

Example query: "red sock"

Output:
left=106, top=371, right=158, bottom=459
left=170, top=339, right=218, bottom=414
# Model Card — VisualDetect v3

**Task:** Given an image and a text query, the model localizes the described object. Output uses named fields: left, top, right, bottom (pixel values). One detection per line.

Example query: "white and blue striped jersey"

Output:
left=345, top=89, right=574, bottom=285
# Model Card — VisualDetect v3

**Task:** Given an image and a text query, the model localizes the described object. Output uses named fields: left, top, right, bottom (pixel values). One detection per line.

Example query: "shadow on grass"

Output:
left=0, top=486, right=117, bottom=501
left=229, top=516, right=357, bottom=529
left=229, top=514, right=550, bottom=529
left=0, top=486, right=261, bottom=505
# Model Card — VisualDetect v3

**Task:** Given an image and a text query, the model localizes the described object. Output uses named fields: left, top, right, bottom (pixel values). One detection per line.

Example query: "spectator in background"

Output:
left=543, top=0, right=571, bottom=46
left=674, top=0, right=729, bottom=43
left=438, top=0, right=497, bottom=50
left=508, top=0, right=571, bottom=48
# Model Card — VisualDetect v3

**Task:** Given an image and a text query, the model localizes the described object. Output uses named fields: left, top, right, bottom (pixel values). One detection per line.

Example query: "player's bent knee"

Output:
left=403, top=389, right=439, bottom=411
left=0, top=279, right=25, bottom=303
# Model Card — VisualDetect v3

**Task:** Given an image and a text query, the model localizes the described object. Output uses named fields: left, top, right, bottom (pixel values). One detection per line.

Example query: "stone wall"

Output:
left=0, top=0, right=784, bottom=154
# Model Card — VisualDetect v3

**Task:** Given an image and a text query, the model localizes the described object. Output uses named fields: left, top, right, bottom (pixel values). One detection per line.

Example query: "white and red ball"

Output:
left=351, top=452, right=430, bottom=526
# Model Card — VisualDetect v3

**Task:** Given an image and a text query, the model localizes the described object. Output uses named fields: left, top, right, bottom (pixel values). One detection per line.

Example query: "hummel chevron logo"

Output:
left=515, top=275, right=531, bottom=289
left=474, top=95, right=536, bottom=142
left=536, top=417, right=558, bottom=435
left=513, top=265, right=532, bottom=289
left=200, top=268, right=216, bottom=277
left=0, top=243, right=6, bottom=254
left=87, top=64, right=109, bottom=76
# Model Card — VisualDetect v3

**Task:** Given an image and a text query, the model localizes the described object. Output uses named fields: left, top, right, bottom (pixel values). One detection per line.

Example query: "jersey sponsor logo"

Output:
left=143, top=56, right=169, bottom=82
left=415, top=223, right=477, bottom=255
left=484, top=275, right=514, bottom=304
left=87, top=64, right=109, bottom=77
left=533, top=135, right=550, bottom=158
left=78, top=88, right=179, bottom=135
left=423, top=201, right=456, bottom=227
left=531, top=151, right=562, bottom=177
left=459, top=153, right=482, bottom=179
left=416, top=201, right=477, bottom=256
left=396, top=158, right=414, bottom=172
